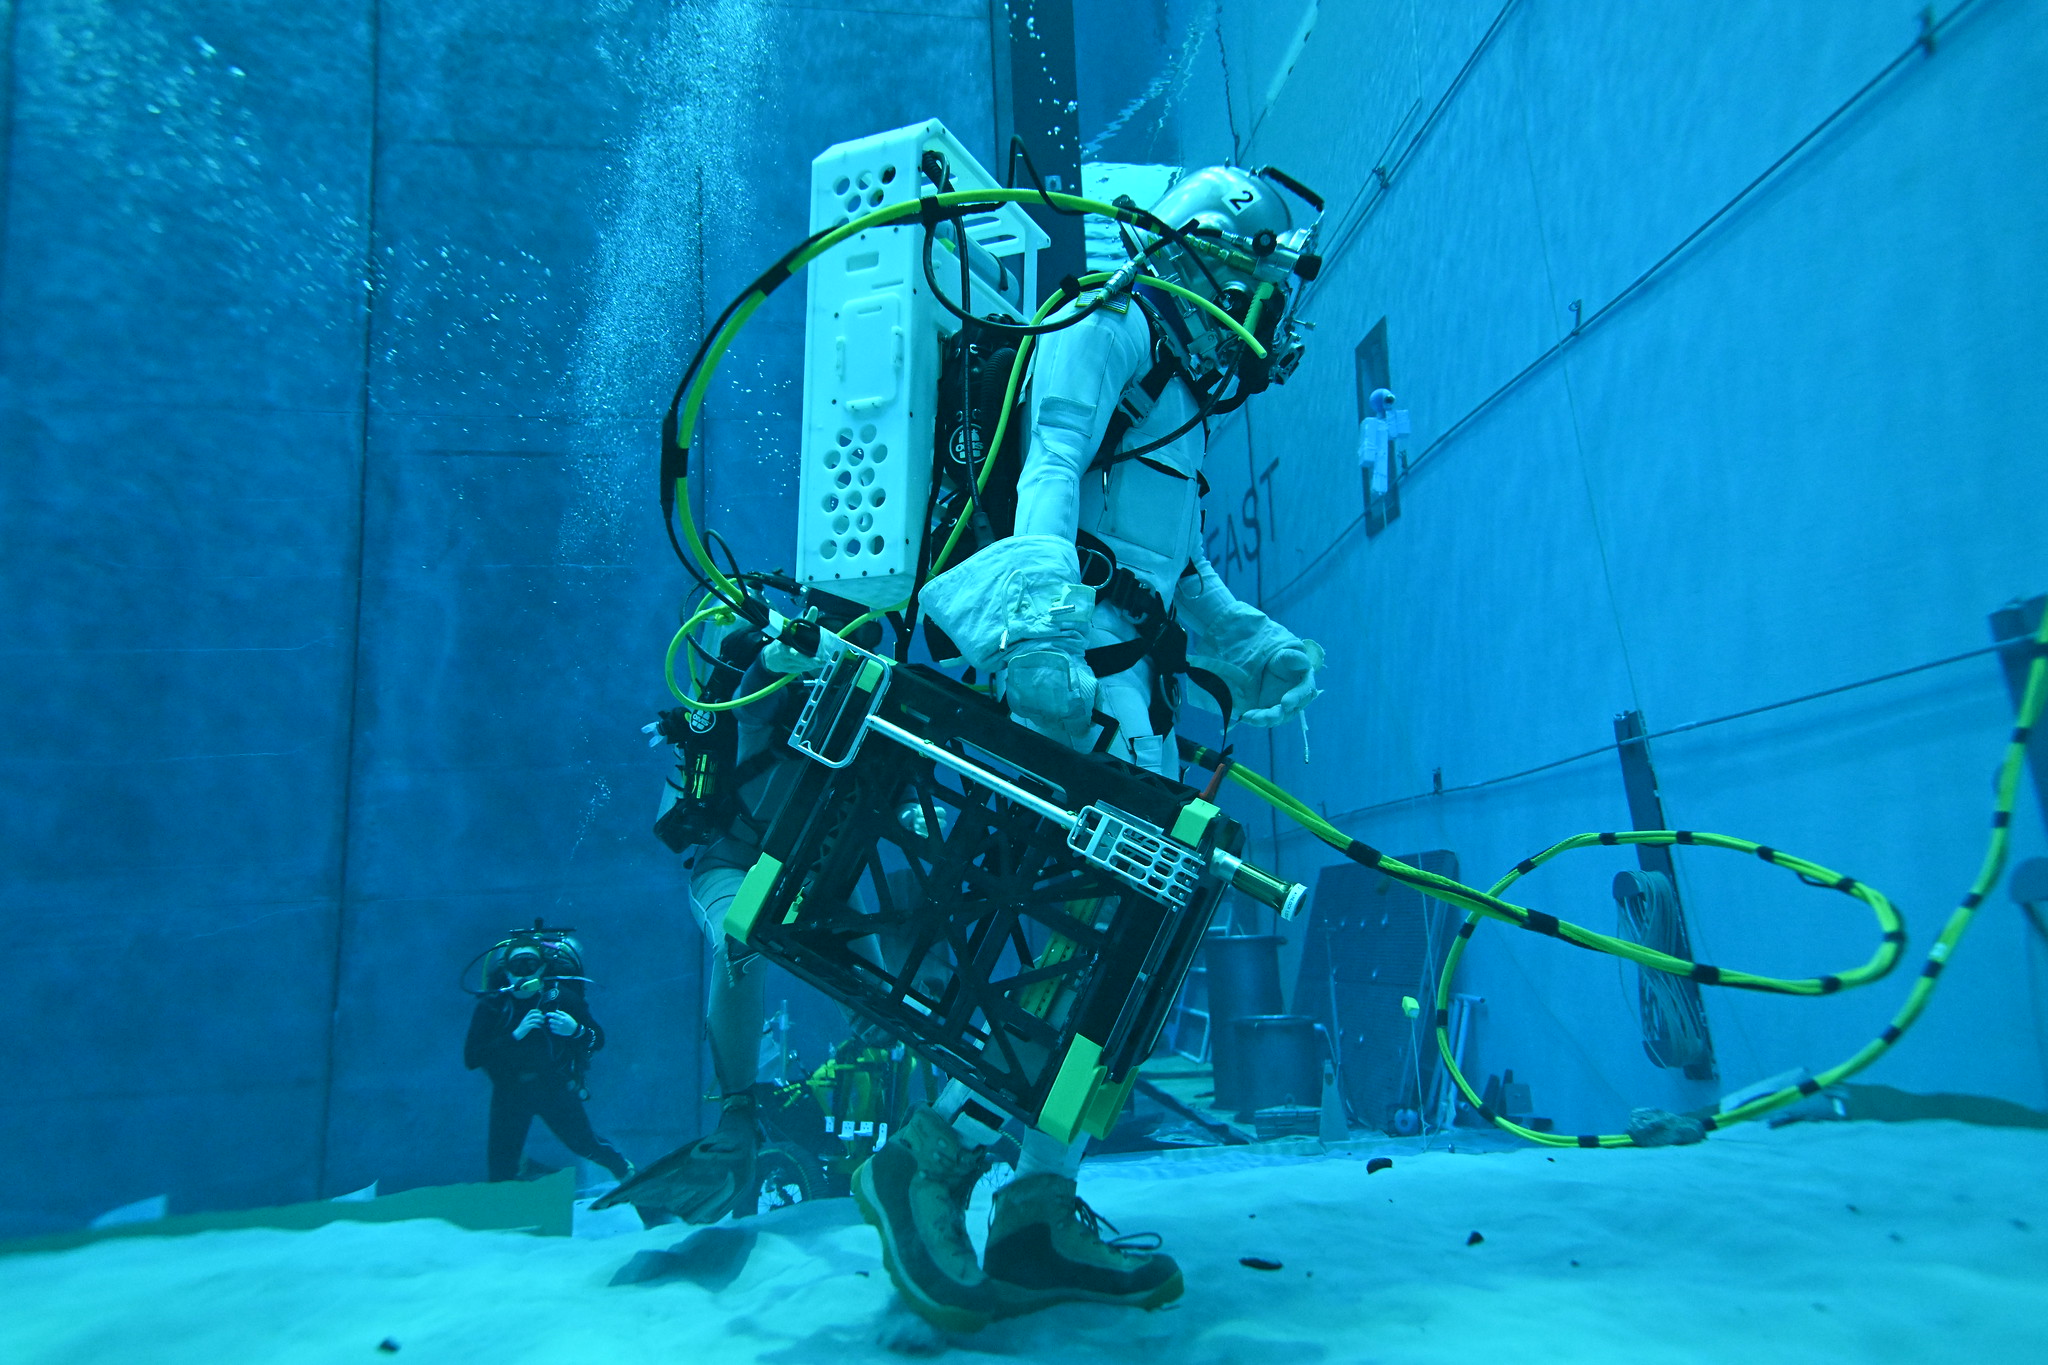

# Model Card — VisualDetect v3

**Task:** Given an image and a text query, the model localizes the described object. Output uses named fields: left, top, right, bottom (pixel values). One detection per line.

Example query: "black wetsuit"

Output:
left=464, top=984, right=631, bottom=1183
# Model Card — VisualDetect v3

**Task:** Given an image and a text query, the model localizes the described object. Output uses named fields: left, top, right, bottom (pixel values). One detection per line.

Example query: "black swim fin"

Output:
left=593, top=1101, right=758, bottom=1224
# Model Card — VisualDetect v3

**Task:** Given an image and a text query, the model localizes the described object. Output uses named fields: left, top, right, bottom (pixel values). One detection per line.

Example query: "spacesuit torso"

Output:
left=1018, top=297, right=1206, bottom=599
left=922, top=293, right=1321, bottom=778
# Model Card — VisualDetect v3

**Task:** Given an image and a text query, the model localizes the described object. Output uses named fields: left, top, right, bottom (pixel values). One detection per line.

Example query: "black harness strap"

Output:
left=1090, top=353, right=1180, bottom=476
left=1077, top=533, right=1233, bottom=733
left=1088, top=286, right=1215, bottom=481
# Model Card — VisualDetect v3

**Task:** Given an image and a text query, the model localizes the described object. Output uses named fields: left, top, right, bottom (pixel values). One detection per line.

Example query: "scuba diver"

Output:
left=463, top=924, right=635, bottom=1187
left=852, top=165, right=1327, bottom=1327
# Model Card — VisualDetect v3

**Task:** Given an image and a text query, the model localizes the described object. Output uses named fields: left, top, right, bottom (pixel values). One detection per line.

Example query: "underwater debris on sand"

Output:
left=1628, top=1108, right=1707, bottom=1147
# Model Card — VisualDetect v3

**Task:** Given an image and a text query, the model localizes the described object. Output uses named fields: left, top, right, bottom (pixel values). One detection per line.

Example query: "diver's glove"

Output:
left=513, top=1008, right=545, bottom=1040
left=919, top=534, right=1100, bottom=742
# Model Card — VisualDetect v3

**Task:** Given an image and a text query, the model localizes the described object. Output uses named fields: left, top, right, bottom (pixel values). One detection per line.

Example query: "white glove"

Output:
left=922, top=535, right=1104, bottom=742
left=1004, top=643, right=1099, bottom=742
left=512, top=1008, right=545, bottom=1040
left=1177, top=558, right=1325, bottom=728
left=545, top=1010, right=580, bottom=1038
left=760, top=637, right=826, bottom=675
left=920, top=535, right=1094, bottom=670
left=1236, top=638, right=1325, bottom=727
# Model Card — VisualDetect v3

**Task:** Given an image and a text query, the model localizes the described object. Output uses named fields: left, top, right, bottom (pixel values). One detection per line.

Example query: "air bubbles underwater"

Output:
left=563, top=0, right=772, bottom=562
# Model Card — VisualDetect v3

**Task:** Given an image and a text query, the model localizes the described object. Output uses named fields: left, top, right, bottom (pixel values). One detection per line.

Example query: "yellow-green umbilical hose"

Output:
left=1185, top=607, right=2047, bottom=1146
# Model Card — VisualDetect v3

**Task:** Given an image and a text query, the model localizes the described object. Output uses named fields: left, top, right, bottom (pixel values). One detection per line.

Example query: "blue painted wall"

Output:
left=8, top=0, right=2041, bottom=1236
left=0, top=0, right=994, bottom=1236
left=1165, top=0, right=2048, bottom=1129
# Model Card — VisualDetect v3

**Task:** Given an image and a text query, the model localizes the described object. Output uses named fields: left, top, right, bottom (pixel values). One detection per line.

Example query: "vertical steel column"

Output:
left=991, top=0, right=1086, bottom=297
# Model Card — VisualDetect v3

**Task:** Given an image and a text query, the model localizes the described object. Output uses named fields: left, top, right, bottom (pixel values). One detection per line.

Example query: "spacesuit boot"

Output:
left=851, top=1105, right=1027, bottom=1332
left=983, top=1172, right=1183, bottom=1311
left=593, top=1091, right=757, bottom=1223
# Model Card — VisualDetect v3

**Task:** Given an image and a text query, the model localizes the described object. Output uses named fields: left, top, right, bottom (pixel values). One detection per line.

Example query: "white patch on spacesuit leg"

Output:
left=1094, top=662, right=1175, bottom=778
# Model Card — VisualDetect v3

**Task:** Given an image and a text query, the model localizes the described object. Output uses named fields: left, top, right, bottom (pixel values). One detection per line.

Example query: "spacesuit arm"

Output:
left=1011, top=304, right=1151, bottom=541
left=1175, top=553, right=1325, bottom=727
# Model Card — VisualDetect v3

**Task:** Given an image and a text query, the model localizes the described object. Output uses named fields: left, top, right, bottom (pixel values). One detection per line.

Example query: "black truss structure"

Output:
left=739, top=664, right=1242, bottom=1129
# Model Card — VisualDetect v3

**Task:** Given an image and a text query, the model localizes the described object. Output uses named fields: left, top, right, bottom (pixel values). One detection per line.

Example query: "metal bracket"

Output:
left=788, top=635, right=892, bottom=768
left=1068, top=804, right=1206, bottom=911
left=793, top=644, right=1304, bottom=917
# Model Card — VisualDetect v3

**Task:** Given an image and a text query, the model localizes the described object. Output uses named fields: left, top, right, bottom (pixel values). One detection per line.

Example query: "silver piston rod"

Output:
left=864, top=715, right=1304, bottom=918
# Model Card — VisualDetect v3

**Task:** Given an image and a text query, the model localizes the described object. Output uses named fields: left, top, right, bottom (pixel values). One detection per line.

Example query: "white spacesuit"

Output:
left=857, top=166, right=1328, bottom=1331
left=921, top=289, right=1323, bottom=773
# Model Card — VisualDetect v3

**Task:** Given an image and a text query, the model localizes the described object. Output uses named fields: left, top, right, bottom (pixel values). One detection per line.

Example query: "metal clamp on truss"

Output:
left=788, top=635, right=892, bottom=768
left=1068, top=804, right=1205, bottom=910
left=790, top=647, right=1307, bottom=919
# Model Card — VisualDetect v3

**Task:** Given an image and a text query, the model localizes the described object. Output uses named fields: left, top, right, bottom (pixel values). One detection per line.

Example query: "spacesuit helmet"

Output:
left=1138, top=165, right=1322, bottom=385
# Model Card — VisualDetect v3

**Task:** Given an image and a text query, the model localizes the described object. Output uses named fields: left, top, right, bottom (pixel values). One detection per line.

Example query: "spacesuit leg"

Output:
left=978, top=653, right=1184, bottom=1307
left=1089, top=656, right=1176, bottom=778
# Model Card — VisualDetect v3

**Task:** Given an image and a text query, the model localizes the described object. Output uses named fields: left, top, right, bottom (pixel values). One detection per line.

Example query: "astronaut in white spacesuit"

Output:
left=852, top=167, right=1327, bottom=1331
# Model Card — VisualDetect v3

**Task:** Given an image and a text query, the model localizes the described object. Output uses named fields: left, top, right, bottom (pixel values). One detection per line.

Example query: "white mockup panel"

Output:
left=799, top=120, right=1048, bottom=608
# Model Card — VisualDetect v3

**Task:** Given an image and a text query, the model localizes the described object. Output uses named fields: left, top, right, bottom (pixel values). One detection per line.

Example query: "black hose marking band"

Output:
left=1836, top=877, right=1858, bottom=892
left=1690, top=964, right=1722, bottom=985
left=1598, top=832, right=1618, bottom=845
left=1798, top=1078, right=1823, bottom=1097
left=1701, top=1117, right=1720, bottom=1132
left=1344, top=840, right=1385, bottom=869
left=2015, top=726, right=2033, bottom=745
left=1436, top=1009, right=1454, bottom=1029
left=1057, top=273, right=1083, bottom=301
left=757, top=262, right=792, bottom=293
left=1478, top=1103, right=1498, bottom=1122
left=1883, top=930, right=1906, bottom=944
left=1456, top=920, right=1477, bottom=939
left=1994, top=810, right=2012, bottom=828
left=918, top=196, right=948, bottom=229
left=1577, top=1135, right=1601, bottom=1148
left=1962, top=892, right=1984, bottom=909
left=1881, top=1025, right=1903, bottom=1044
left=1756, top=845, right=1778, bottom=863
left=1921, top=959, right=1945, bottom=979
left=1819, top=975, right=1843, bottom=994
left=1525, top=911, right=1562, bottom=937
left=1675, top=830, right=1696, bottom=844
left=1515, top=858, right=1537, bottom=875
